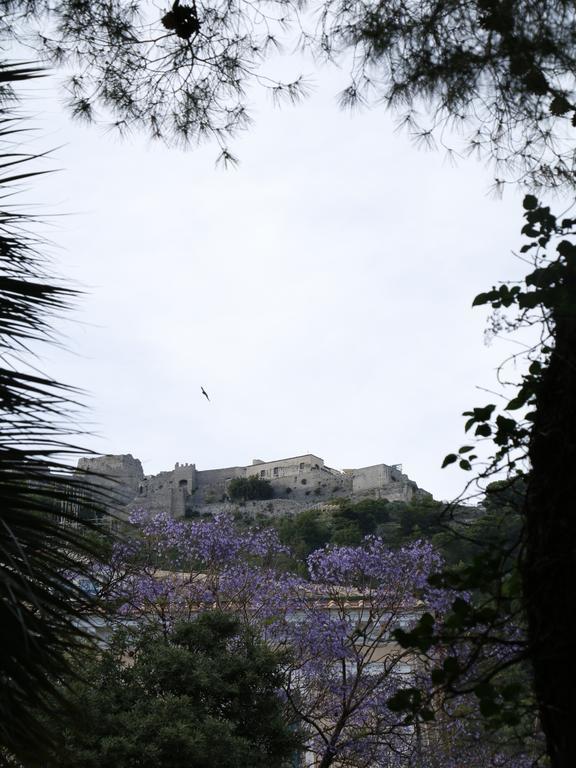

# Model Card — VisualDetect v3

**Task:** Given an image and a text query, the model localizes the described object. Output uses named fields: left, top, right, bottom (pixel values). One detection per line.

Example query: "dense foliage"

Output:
left=228, top=476, right=274, bottom=501
left=40, top=612, right=299, bottom=768
left=273, top=496, right=485, bottom=563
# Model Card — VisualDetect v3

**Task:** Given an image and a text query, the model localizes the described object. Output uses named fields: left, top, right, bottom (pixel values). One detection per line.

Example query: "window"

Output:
left=273, top=467, right=279, bottom=477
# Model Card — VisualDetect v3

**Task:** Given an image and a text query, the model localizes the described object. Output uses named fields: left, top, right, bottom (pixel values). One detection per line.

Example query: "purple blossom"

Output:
left=102, top=513, right=537, bottom=768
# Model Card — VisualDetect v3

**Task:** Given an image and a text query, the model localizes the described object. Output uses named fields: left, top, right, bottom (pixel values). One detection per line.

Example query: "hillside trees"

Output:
left=276, top=508, right=332, bottom=559
left=275, top=497, right=448, bottom=558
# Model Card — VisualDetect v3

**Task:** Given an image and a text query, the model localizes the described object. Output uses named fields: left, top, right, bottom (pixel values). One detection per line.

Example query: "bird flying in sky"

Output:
left=201, top=386, right=210, bottom=401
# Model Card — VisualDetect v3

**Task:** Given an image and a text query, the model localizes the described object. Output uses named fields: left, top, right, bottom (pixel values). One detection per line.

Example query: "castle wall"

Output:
left=349, top=463, right=393, bottom=494
left=245, top=454, right=326, bottom=480
left=190, top=497, right=334, bottom=520
left=77, top=452, right=430, bottom=519
left=244, top=454, right=348, bottom=501
left=348, top=463, right=403, bottom=493
left=133, top=470, right=173, bottom=515
left=77, top=454, right=144, bottom=511
left=377, top=481, right=427, bottom=502
left=194, top=466, right=245, bottom=506
left=267, top=467, right=351, bottom=501
left=343, top=463, right=426, bottom=502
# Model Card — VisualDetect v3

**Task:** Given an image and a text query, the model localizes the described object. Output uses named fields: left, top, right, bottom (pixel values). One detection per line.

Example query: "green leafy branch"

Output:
left=387, top=195, right=576, bottom=757
left=442, top=194, right=576, bottom=482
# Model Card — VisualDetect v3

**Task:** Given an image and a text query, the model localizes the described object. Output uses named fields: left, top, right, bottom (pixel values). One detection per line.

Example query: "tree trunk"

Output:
left=522, top=271, right=576, bottom=767
left=317, top=753, right=335, bottom=768
left=317, top=716, right=347, bottom=768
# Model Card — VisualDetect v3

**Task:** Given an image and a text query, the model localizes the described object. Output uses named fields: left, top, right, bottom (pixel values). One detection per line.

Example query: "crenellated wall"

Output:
left=130, top=462, right=198, bottom=517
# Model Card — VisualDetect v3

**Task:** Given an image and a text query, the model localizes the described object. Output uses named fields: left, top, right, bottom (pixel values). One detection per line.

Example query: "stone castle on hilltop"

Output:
left=78, top=452, right=430, bottom=519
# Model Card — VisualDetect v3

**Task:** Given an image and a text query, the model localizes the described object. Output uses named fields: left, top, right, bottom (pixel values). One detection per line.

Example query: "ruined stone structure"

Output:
left=77, top=452, right=429, bottom=519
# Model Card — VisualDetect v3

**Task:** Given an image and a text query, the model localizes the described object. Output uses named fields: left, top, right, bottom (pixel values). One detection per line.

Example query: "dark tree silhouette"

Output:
left=391, top=198, right=576, bottom=768
left=0, top=62, right=110, bottom=763
left=318, top=0, right=576, bottom=190
left=0, top=0, right=575, bottom=183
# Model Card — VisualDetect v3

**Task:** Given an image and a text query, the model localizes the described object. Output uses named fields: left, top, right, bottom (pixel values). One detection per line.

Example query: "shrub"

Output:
left=228, top=477, right=274, bottom=502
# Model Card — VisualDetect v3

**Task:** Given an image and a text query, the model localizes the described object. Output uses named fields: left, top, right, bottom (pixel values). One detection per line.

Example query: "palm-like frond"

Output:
left=0, top=61, right=112, bottom=763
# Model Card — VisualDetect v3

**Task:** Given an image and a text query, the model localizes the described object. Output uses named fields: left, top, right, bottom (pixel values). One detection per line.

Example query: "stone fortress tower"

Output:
left=77, top=452, right=430, bottom=519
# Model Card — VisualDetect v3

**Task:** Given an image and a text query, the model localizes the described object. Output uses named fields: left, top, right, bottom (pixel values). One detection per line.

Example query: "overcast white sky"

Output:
left=20, top=53, right=536, bottom=501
